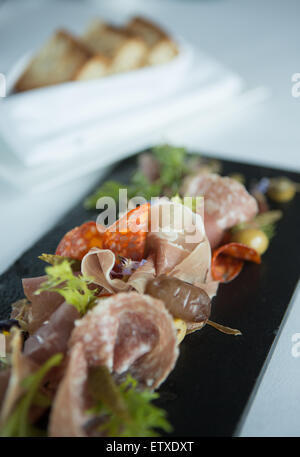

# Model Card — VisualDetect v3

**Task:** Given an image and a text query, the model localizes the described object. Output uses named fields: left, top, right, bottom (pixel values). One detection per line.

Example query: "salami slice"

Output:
left=102, top=203, right=150, bottom=261
left=56, top=205, right=150, bottom=262
left=211, top=242, right=261, bottom=282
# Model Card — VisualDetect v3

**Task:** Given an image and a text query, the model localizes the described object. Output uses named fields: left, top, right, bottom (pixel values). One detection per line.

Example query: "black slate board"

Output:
left=0, top=151, right=299, bottom=437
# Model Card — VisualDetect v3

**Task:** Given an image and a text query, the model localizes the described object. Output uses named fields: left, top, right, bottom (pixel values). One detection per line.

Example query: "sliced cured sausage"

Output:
left=211, top=242, right=261, bottom=283
left=145, top=275, right=211, bottom=323
left=56, top=221, right=103, bottom=260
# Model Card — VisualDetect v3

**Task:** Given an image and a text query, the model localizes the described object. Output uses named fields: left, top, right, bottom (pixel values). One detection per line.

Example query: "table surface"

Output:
left=0, top=0, right=299, bottom=437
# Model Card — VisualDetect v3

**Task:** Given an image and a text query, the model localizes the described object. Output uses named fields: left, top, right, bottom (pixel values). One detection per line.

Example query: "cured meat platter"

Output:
left=0, top=151, right=299, bottom=436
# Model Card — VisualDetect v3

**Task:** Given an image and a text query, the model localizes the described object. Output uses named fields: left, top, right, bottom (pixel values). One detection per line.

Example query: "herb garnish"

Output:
left=39, top=253, right=81, bottom=270
left=88, top=366, right=172, bottom=437
left=84, top=144, right=189, bottom=209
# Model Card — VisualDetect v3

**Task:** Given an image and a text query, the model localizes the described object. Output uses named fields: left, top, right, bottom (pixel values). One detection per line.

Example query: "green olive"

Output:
left=267, top=177, right=296, bottom=202
left=231, top=228, right=269, bottom=255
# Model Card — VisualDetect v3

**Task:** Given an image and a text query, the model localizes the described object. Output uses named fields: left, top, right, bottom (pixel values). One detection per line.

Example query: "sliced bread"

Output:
left=75, top=55, right=109, bottom=81
left=14, top=30, right=92, bottom=92
left=126, top=16, right=178, bottom=66
left=82, top=20, right=147, bottom=74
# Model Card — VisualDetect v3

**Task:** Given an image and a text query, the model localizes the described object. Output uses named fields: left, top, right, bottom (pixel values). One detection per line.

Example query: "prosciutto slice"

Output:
left=49, top=342, right=89, bottom=437
left=183, top=173, right=258, bottom=248
left=147, top=200, right=218, bottom=297
left=49, top=293, right=178, bottom=437
left=81, top=249, right=156, bottom=294
left=23, top=302, right=80, bottom=365
left=81, top=200, right=217, bottom=299
left=127, top=255, right=156, bottom=294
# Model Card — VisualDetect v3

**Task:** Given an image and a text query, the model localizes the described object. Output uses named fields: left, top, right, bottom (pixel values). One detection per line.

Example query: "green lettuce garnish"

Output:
left=129, top=171, right=163, bottom=201
left=38, top=253, right=81, bottom=270
left=84, top=180, right=127, bottom=210
left=35, top=260, right=98, bottom=315
left=152, top=144, right=187, bottom=192
left=88, top=366, right=172, bottom=437
left=0, top=353, right=63, bottom=437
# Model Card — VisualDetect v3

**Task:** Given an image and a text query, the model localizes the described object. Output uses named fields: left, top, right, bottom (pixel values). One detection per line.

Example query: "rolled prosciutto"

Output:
left=69, top=292, right=178, bottom=389
left=81, top=200, right=218, bottom=299
left=49, top=292, right=178, bottom=437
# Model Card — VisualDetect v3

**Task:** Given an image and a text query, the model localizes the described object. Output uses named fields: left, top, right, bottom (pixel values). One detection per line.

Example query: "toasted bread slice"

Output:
left=126, top=16, right=178, bottom=66
left=14, top=30, right=92, bottom=92
left=75, top=55, right=109, bottom=81
left=82, top=20, right=147, bottom=73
